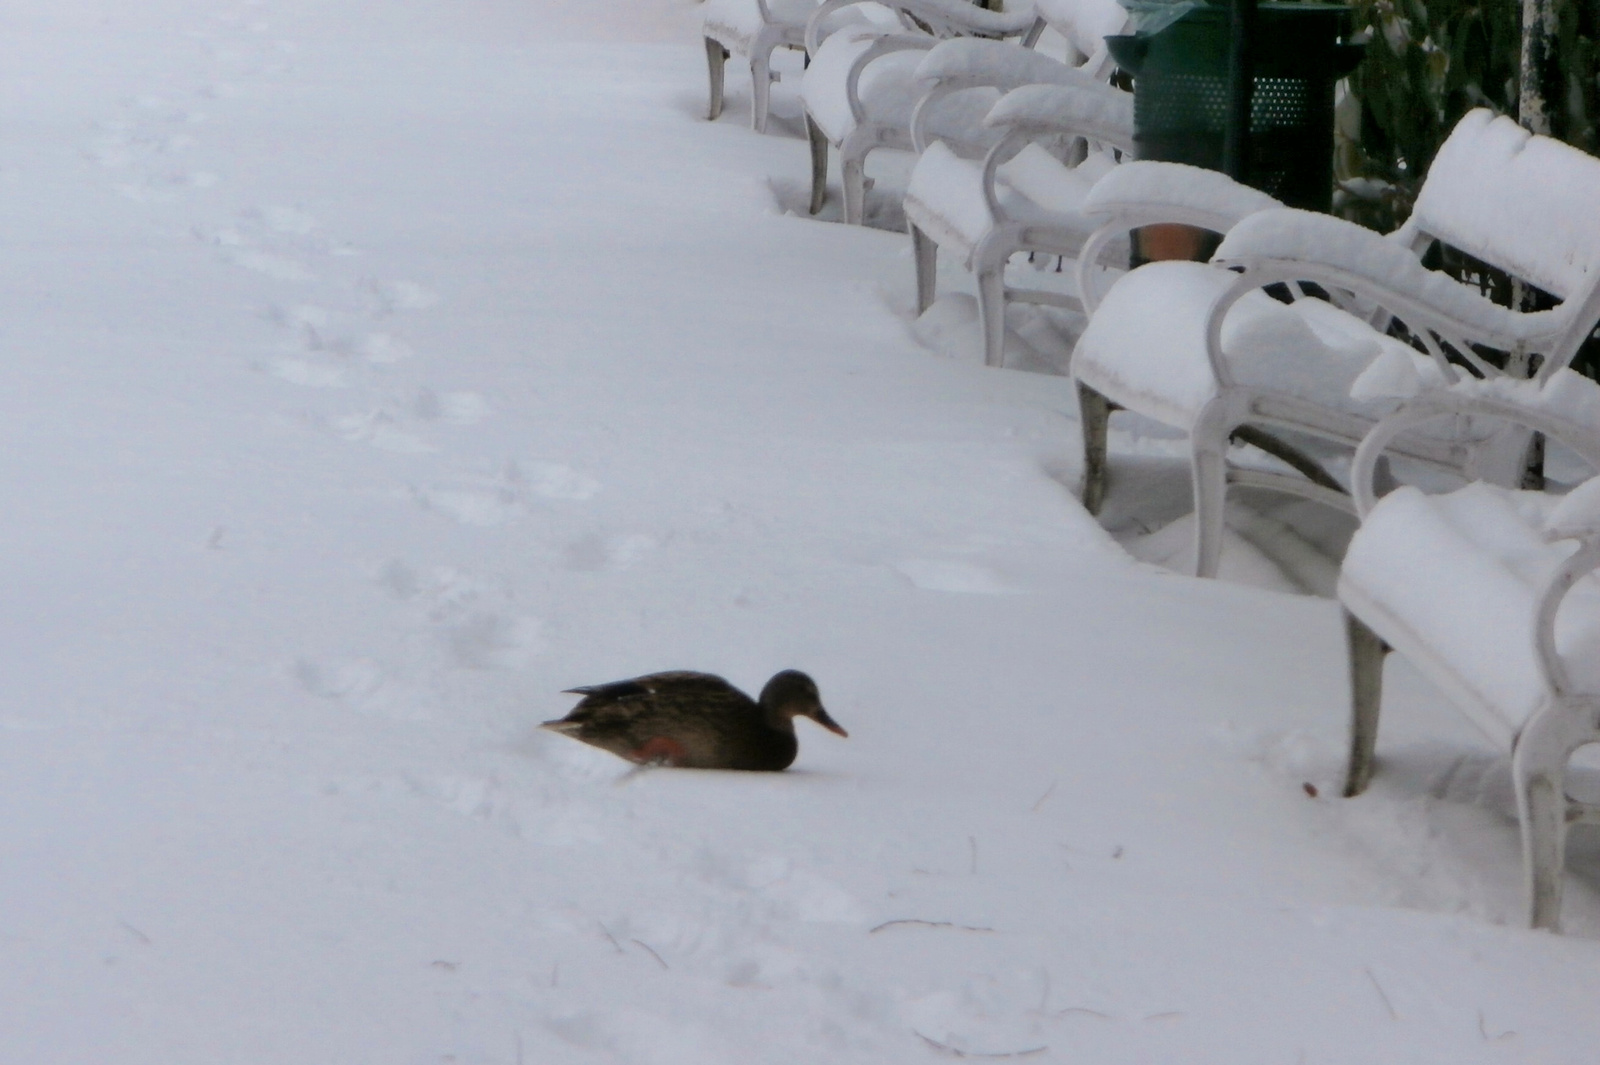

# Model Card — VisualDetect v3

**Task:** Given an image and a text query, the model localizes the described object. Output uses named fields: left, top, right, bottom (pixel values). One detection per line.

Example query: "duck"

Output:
left=540, top=669, right=846, bottom=771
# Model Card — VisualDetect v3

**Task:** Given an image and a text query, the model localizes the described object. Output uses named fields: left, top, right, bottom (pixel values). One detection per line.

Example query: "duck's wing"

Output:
left=561, top=671, right=732, bottom=702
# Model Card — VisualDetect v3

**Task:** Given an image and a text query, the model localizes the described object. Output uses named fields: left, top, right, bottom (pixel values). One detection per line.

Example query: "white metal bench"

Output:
left=1339, top=374, right=1600, bottom=931
left=1070, top=109, right=1600, bottom=576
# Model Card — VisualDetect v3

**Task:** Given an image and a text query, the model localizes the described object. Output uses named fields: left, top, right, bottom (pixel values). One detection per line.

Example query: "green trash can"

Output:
left=1107, top=3, right=1364, bottom=212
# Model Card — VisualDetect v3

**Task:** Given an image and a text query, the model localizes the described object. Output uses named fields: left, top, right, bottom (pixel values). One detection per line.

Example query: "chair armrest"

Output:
left=1351, top=375, right=1600, bottom=700
left=913, top=37, right=1099, bottom=94
left=909, top=39, right=1094, bottom=151
left=1073, top=163, right=1281, bottom=314
left=1082, top=161, right=1280, bottom=230
left=1213, top=209, right=1565, bottom=352
left=1350, top=373, right=1600, bottom=518
left=981, top=82, right=1132, bottom=151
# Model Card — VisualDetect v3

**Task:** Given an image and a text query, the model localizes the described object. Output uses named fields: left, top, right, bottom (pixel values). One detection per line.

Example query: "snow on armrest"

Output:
left=913, top=38, right=1100, bottom=93
left=1215, top=208, right=1553, bottom=343
left=1080, top=160, right=1279, bottom=225
left=982, top=83, right=1131, bottom=151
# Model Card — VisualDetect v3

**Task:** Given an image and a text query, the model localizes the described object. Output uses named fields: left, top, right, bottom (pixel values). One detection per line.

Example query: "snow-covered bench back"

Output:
left=1408, top=110, right=1600, bottom=303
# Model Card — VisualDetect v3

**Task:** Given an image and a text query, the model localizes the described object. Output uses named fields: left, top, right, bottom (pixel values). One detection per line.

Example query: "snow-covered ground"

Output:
left=3, top=1, right=1599, bottom=1061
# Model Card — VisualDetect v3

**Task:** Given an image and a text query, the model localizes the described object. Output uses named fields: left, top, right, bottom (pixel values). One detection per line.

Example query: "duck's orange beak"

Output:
left=811, top=707, right=848, bottom=737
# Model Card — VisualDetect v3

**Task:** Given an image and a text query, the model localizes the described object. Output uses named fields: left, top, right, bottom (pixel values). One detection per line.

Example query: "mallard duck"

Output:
left=540, top=670, right=846, bottom=771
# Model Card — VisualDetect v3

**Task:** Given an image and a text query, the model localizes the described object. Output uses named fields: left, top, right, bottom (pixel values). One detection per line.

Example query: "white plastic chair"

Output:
left=799, top=0, right=1041, bottom=224
left=703, top=0, right=867, bottom=134
left=902, top=78, right=1133, bottom=366
left=1071, top=109, right=1600, bottom=577
left=1338, top=373, right=1600, bottom=931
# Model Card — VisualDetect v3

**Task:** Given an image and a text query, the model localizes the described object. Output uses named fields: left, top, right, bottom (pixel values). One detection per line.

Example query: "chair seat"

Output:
left=802, top=29, right=999, bottom=146
left=1072, top=261, right=1425, bottom=430
left=1340, top=482, right=1600, bottom=744
left=903, top=140, right=1113, bottom=258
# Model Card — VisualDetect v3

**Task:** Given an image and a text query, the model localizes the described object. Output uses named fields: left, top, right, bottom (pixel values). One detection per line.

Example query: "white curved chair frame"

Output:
left=704, top=0, right=817, bottom=135
left=903, top=80, right=1134, bottom=367
left=801, top=0, right=1041, bottom=224
left=1340, top=385, right=1600, bottom=931
left=1072, top=110, right=1600, bottom=578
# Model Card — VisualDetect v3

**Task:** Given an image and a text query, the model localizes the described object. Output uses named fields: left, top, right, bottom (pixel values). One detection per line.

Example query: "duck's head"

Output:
left=760, top=670, right=848, bottom=737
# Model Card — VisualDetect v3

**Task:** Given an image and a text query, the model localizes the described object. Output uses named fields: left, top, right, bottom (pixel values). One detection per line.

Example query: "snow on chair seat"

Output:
left=1071, top=109, right=1600, bottom=577
left=1336, top=376, right=1600, bottom=931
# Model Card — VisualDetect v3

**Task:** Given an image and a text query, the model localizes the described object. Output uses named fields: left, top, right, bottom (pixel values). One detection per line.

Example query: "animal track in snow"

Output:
left=410, top=387, right=489, bottom=424
left=562, top=532, right=657, bottom=573
left=327, top=409, right=434, bottom=453
left=364, top=279, right=439, bottom=314
left=378, top=561, right=547, bottom=670
left=264, top=303, right=414, bottom=365
left=412, top=460, right=601, bottom=526
left=294, top=656, right=384, bottom=700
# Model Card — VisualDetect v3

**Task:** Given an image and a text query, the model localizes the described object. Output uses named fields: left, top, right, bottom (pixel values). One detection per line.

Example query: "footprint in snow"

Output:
left=265, top=303, right=413, bottom=365
left=292, top=657, right=431, bottom=719
left=412, top=460, right=601, bottom=526
left=378, top=560, right=547, bottom=670
left=294, top=656, right=384, bottom=700
left=327, top=408, right=434, bottom=453
left=411, top=387, right=490, bottom=424
left=562, top=531, right=657, bottom=572
left=364, top=279, right=439, bottom=315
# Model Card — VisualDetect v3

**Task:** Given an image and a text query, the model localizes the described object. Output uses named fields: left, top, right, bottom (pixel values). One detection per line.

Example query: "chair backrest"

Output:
left=1411, top=110, right=1600, bottom=304
left=1033, top=0, right=1131, bottom=79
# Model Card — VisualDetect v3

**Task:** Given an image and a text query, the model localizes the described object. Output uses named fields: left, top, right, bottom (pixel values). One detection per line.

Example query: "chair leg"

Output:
left=806, top=116, right=828, bottom=215
left=841, top=154, right=867, bottom=226
left=910, top=224, right=937, bottom=314
left=749, top=53, right=772, bottom=134
left=976, top=267, right=1006, bottom=367
left=705, top=39, right=727, bottom=122
left=1077, top=383, right=1113, bottom=516
left=1513, top=712, right=1577, bottom=931
left=1191, top=431, right=1230, bottom=578
left=1342, top=610, right=1388, bottom=797
left=1521, top=771, right=1568, bottom=931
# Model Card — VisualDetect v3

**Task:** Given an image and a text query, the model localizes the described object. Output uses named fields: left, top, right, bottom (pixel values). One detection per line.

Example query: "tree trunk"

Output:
left=1519, top=0, right=1559, bottom=135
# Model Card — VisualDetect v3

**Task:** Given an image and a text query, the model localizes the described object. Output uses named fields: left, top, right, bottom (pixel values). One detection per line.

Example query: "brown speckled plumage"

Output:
left=541, top=670, right=846, bottom=771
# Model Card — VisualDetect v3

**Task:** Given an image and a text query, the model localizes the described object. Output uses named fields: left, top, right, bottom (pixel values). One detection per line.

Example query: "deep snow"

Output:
left=2, top=1, right=1599, bottom=1062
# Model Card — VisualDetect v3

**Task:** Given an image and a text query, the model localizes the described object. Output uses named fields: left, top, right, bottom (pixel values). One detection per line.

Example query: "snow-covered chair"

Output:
left=703, top=0, right=868, bottom=134
left=799, top=0, right=1041, bottom=224
left=1338, top=374, right=1600, bottom=931
left=896, top=0, right=1133, bottom=366
left=903, top=81, right=1132, bottom=367
left=1071, top=109, right=1600, bottom=577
